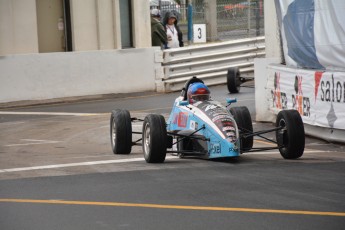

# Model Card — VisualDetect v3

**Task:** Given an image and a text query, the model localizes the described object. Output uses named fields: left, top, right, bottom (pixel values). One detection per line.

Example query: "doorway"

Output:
left=36, top=0, right=72, bottom=52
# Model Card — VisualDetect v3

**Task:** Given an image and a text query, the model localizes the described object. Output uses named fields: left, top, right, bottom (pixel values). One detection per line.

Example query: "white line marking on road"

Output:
left=4, top=139, right=61, bottom=147
left=0, top=150, right=326, bottom=173
left=0, top=156, right=177, bottom=173
left=21, top=139, right=54, bottom=142
left=0, top=121, right=26, bottom=125
left=0, top=111, right=105, bottom=116
left=4, top=142, right=60, bottom=147
left=246, top=150, right=325, bottom=155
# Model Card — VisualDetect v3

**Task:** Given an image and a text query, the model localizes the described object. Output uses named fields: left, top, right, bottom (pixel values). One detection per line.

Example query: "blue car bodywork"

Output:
left=166, top=96, right=241, bottom=159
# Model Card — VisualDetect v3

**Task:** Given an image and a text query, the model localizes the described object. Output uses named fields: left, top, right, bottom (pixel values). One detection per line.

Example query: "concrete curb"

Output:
left=0, top=91, right=160, bottom=109
left=304, top=124, right=345, bottom=144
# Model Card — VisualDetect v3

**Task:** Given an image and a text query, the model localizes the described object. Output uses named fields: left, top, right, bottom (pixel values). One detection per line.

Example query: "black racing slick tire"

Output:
left=142, top=114, right=167, bottom=163
left=227, top=67, right=241, bottom=93
left=110, top=109, right=132, bottom=154
left=230, top=106, right=253, bottom=152
left=276, top=110, right=305, bottom=159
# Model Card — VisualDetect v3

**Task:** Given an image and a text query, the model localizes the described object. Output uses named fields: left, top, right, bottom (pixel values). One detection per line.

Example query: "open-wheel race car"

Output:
left=110, top=77, right=305, bottom=163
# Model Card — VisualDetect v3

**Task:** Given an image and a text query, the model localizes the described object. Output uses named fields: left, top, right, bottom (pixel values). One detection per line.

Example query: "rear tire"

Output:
left=142, top=114, right=167, bottom=163
left=110, top=109, right=132, bottom=154
left=227, top=67, right=241, bottom=93
left=230, top=106, right=253, bottom=152
left=276, top=110, right=305, bottom=159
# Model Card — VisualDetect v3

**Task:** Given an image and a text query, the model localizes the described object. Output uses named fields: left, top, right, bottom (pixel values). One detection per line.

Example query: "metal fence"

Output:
left=159, top=36, right=265, bottom=92
left=155, top=0, right=265, bottom=43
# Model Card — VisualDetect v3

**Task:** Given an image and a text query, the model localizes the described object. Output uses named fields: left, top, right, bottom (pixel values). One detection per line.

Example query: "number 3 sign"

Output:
left=193, top=24, right=206, bottom=43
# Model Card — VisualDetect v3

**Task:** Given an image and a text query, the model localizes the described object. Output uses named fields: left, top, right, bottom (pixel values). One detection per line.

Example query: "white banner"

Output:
left=267, top=64, right=345, bottom=130
left=275, top=0, right=345, bottom=71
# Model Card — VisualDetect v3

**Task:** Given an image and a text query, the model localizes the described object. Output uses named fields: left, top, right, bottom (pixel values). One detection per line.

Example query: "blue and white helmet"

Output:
left=187, top=82, right=210, bottom=104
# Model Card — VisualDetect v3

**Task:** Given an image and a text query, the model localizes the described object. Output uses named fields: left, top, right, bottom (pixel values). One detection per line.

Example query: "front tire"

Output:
left=110, top=109, right=132, bottom=154
left=142, top=114, right=167, bottom=163
left=276, top=110, right=305, bottom=159
left=230, top=106, right=253, bottom=152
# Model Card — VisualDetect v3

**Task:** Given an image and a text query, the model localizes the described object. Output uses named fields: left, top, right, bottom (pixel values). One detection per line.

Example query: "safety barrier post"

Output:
left=187, top=4, right=193, bottom=44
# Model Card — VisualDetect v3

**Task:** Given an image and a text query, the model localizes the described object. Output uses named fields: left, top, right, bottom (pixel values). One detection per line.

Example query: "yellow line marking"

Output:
left=0, top=199, right=344, bottom=217
left=254, top=139, right=276, bottom=146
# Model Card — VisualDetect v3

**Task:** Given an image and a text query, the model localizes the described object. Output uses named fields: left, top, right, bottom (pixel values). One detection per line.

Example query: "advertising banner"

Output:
left=267, top=64, right=345, bottom=130
left=275, top=0, right=345, bottom=71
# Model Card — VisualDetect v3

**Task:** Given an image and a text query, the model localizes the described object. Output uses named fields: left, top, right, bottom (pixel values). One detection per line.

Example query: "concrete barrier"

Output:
left=255, top=58, right=345, bottom=144
left=0, top=47, right=163, bottom=106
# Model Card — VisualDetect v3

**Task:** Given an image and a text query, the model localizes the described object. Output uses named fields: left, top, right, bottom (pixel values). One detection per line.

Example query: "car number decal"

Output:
left=210, top=143, right=221, bottom=154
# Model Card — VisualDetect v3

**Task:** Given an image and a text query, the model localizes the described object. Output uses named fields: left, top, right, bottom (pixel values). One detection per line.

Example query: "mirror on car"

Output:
left=178, top=100, right=189, bottom=106
left=226, top=98, right=237, bottom=105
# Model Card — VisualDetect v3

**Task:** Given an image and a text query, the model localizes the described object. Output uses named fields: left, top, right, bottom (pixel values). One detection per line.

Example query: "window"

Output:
left=119, top=0, right=133, bottom=48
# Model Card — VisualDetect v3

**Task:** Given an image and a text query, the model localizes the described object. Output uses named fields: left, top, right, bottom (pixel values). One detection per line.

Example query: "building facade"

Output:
left=0, top=0, right=163, bottom=104
left=0, top=0, right=151, bottom=55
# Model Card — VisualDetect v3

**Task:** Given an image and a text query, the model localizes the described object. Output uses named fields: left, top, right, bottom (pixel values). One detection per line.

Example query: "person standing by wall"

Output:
left=151, top=9, right=167, bottom=49
left=163, top=11, right=184, bottom=49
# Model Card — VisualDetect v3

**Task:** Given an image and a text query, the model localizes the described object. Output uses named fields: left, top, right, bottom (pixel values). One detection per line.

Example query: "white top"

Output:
left=166, top=24, right=179, bottom=48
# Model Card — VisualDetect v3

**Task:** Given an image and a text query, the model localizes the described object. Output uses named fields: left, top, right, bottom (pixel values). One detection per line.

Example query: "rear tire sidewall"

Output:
left=227, top=67, right=240, bottom=93
left=142, top=114, right=167, bottom=163
left=276, top=110, right=305, bottom=159
left=229, top=106, right=253, bottom=152
left=110, top=109, right=132, bottom=154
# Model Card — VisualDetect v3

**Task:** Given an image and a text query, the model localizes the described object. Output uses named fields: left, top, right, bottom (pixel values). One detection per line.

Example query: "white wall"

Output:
left=255, top=1, right=282, bottom=122
left=70, top=0, right=99, bottom=51
left=131, top=0, right=152, bottom=48
left=0, top=47, right=162, bottom=103
left=254, top=58, right=280, bottom=122
left=96, top=0, right=116, bottom=50
left=263, top=0, right=282, bottom=59
left=70, top=0, right=151, bottom=51
left=0, top=0, right=39, bottom=55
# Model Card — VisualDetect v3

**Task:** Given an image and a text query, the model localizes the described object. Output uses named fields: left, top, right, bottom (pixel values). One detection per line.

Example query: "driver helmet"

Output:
left=187, top=82, right=210, bottom=104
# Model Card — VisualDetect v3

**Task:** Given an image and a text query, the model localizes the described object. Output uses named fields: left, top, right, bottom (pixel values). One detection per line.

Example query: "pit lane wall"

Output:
left=0, top=48, right=163, bottom=105
left=255, top=0, right=345, bottom=143
left=255, top=60, right=345, bottom=143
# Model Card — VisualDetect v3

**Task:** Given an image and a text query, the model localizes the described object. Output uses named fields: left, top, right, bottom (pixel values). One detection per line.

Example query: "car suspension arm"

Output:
left=166, top=150, right=206, bottom=155
left=131, top=117, right=144, bottom=122
left=242, top=126, right=283, bottom=138
left=242, top=146, right=280, bottom=153
left=130, top=118, right=145, bottom=145
left=168, top=125, right=208, bottom=145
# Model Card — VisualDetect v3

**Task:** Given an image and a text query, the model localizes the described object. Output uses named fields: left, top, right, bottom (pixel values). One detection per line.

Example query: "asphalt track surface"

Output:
left=0, top=85, right=344, bottom=230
